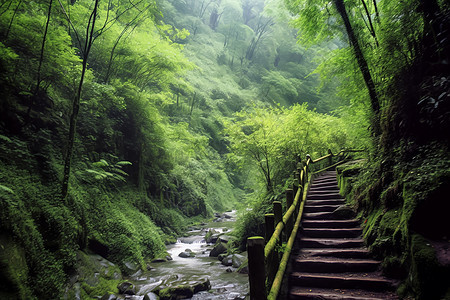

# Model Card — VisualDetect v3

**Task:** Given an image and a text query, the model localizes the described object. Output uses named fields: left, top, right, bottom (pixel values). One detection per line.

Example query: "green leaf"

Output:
left=0, top=184, right=15, bottom=194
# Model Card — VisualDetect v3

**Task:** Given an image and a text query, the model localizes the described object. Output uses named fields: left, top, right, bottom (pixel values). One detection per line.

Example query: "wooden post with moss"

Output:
left=273, top=201, right=283, bottom=244
left=328, top=149, right=333, bottom=166
left=285, top=188, right=294, bottom=235
left=247, top=236, right=267, bottom=300
left=297, top=165, right=302, bottom=183
left=293, top=178, right=299, bottom=198
left=265, top=213, right=274, bottom=242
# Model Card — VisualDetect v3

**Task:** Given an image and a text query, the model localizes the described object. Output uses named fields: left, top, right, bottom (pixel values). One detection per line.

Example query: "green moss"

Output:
left=0, top=236, right=34, bottom=299
left=382, top=256, right=406, bottom=279
left=409, top=234, right=446, bottom=300
left=0, top=164, right=67, bottom=299
left=367, top=209, right=400, bottom=255
left=81, top=277, right=121, bottom=298
left=362, top=209, right=382, bottom=244
left=67, top=251, right=123, bottom=298
left=159, top=285, right=194, bottom=300
left=336, top=159, right=365, bottom=177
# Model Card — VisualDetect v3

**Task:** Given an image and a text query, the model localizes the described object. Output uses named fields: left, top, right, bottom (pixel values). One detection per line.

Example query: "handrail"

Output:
left=246, top=148, right=365, bottom=300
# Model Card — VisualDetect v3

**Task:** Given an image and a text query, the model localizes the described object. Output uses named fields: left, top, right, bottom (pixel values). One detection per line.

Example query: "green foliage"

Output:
left=224, top=103, right=354, bottom=193
left=0, top=163, right=71, bottom=299
left=0, top=236, right=34, bottom=299
left=231, top=194, right=271, bottom=251
left=79, top=159, right=131, bottom=187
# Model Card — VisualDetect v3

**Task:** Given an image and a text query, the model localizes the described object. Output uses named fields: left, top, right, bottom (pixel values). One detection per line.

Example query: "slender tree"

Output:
left=333, top=0, right=380, bottom=133
left=360, top=0, right=378, bottom=46
left=245, top=16, right=274, bottom=61
left=4, top=0, right=21, bottom=40
left=28, top=0, right=53, bottom=116
left=61, top=0, right=100, bottom=199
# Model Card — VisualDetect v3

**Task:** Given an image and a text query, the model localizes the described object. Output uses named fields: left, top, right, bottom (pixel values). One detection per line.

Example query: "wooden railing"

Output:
left=247, top=149, right=363, bottom=300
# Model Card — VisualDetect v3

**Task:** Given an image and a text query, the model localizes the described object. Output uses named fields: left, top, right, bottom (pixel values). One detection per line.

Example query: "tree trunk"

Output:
left=28, top=0, right=53, bottom=116
left=4, top=0, right=21, bottom=40
left=360, top=0, right=378, bottom=46
left=333, top=0, right=380, bottom=133
left=62, top=0, right=99, bottom=200
left=372, top=0, right=379, bottom=22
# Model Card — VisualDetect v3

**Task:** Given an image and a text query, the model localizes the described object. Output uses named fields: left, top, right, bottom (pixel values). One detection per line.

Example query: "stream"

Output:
left=129, top=211, right=249, bottom=299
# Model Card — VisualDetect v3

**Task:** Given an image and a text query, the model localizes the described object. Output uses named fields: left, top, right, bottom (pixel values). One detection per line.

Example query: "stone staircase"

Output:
left=288, top=170, right=398, bottom=300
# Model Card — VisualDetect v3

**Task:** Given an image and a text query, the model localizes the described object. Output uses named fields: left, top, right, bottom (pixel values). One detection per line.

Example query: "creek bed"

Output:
left=130, top=211, right=249, bottom=299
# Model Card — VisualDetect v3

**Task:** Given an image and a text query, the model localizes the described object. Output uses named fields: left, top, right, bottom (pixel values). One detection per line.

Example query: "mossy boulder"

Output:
left=178, top=249, right=195, bottom=258
left=210, top=241, right=227, bottom=257
left=159, top=285, right=193, bottom=300
left=0, top=235, right=33, bottom=299
left=409, top=234, right=448, bottom=300
left=65, top=251, right=122, bottom=299
left=155, top=276, right=210, bottom=300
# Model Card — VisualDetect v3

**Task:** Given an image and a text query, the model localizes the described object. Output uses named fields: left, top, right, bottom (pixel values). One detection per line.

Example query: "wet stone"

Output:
left=143, top=292, right=159, bottom=300
left=100, top=293, right=116, bottom=300
left=210, top=242, right=227, bottom=257
left=117, top=282, right=135, bottom=295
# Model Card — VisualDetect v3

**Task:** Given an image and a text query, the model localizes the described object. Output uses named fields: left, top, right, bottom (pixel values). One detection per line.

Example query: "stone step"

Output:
left=308, top=193, right=342, bottom=200
left=302, top=228, right=362, bottom=238
left=310, top=179, right=338, bottom=189
left=300, top=248, right=370, bottom=259
left=304, top=199, right=345, bottom=206
left=302, top=219, right=360, bottom=228
left=303, top=212, right=335, bottom=220
left=300, top=238, right=365, bottom=248
left=289, top=286, right=397, bottom=300
left=308, top=187, right=340, bottom=193
left=313, top=176, right=336, bottom=181
left=309, top=182, right=339, bottom=189
left=289, top=273, right=394, bottom=292
left=308, top=189, right=341, bottom=195
left=304, top=205, right=341, bottom=213
left=293, top=258, right=380, bottom=273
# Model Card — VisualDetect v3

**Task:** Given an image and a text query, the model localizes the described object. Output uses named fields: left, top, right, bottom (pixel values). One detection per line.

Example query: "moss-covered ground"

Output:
left=336, top=145, right=450, bottom=299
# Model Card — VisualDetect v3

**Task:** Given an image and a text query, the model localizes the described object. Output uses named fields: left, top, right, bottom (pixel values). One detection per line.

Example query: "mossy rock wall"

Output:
left=0, top=235, right=34, bottom=299
left=336, top=159, right=450, bottom=300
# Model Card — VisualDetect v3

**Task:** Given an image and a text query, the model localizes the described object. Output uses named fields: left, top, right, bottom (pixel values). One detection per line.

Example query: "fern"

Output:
left=0, top=135, right=12, bottom=143
left=0, top=184, right=15, bottom=194
left=80, top=159, right=132, bottom=188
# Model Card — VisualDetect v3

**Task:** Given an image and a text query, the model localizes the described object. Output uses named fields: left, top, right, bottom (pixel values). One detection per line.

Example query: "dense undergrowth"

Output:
left=334, top=6, right=450, bottom=298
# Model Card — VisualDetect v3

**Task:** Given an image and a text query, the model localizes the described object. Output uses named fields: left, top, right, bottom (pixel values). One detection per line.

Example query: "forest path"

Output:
left=288, top=170, right=398, bottom=300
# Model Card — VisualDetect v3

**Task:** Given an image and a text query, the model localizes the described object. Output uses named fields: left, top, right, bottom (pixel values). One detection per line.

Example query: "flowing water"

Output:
left=130, top=211, right=249, bottom=299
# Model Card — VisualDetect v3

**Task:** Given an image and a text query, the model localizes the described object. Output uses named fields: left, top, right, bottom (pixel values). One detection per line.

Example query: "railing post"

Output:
left=293, top=178, right=299, bottom=197
left=304, top=158, right=309, bottom=185
left=286, top=188, right=294, bottom=235
left=328, top=149, right=333, bottom=166
left=273, top=201, right=283, bottom=244
left=265, top=213, right=274, bottom=243
left=268, top=201, right=282, bottom=289
left=247, top=237, right=267, bottom=300
left=297, top=165, right=302, bottom=180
